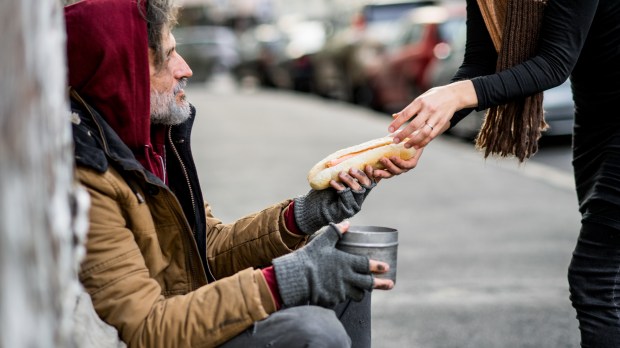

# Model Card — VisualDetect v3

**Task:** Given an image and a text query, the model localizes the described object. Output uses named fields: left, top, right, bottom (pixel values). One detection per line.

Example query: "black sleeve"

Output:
left=449, top=0, right=498, bottom=127
left=471, top=0, right=598, bottom=110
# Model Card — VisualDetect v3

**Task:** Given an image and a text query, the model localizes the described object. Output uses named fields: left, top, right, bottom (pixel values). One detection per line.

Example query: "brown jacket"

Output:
left=72, top=99, right=307, bottom=347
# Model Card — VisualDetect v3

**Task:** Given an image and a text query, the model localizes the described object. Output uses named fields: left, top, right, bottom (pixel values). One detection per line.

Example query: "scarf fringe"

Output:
left=475, top=0, right=548, bottom=162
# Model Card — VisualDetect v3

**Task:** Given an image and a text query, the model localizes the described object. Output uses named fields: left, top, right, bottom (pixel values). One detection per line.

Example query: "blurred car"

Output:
left=233, top=23, right=292, bottom=89
left=173, top=25, right=240, bottom=82
left=446, top=80, right=575, bottom=140
left=232, top=15, right=327, bottom=92
left=278, top=17, right=327, bottom=93
left=423, top=15, right=575, bottom=139
left=365, top=4, right=466, bottom=112
left=540, top=80, right=575, bottom=136
left=311, top=0, right=437, bottom=104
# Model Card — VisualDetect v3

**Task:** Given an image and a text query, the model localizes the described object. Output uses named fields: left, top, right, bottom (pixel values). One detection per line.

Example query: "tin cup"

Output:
left=336, top=225, right=398, bottom=284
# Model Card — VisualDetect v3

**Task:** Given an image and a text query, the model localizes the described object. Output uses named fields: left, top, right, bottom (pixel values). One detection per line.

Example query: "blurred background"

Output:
left=173, top=0, right=574, bottom=142
left=174, top=1, right=579, bottom=346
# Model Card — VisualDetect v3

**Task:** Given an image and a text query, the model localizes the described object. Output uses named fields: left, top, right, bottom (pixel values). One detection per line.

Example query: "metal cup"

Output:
left=336, top=225, right=399, bottom=284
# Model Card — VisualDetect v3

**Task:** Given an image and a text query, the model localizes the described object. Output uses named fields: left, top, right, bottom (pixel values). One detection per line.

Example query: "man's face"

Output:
left=149, top=31, right=193, bottom=125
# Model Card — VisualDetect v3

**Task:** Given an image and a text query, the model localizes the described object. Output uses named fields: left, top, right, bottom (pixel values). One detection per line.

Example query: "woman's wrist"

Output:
left=451, top=80, right=478, bottom=109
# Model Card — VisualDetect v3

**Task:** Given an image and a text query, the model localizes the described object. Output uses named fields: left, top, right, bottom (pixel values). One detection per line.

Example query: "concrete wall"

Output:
left=0, top=0, right=125, bottom=346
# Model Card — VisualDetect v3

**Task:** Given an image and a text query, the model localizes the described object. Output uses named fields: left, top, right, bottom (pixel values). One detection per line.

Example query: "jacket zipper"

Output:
left=168, top=127, right=217, bottom=283
left=73, top=89, right=214, bottom=286
left=159, top=153, right=166, bottom=184
left=165, top=193, right=202, bottom=290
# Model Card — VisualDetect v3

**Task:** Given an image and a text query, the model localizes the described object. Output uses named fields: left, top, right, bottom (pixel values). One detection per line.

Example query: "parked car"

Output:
left=173, top=25, right=240, bottom=82
left=364, top=3, right=466, bottom=112
left=423, top=14, right=575, bottom=139
left=310, top=0, right=436, bottom=104
left=173, top=5, right=240, bottom=82
left=233, top=23, right=292, bottom=89
left=232, top=15, right=328, bottom=92
left=278, top=17, right=327, bottom=93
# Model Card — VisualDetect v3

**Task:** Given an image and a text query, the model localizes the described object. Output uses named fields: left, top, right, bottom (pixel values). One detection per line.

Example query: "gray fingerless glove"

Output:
left=294, top=181, right=376, bottom=234
left=272, top=223, right=373, bottom=308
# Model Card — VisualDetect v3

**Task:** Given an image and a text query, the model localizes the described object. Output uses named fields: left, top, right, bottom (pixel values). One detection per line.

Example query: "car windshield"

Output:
left=177, top=6, right=211, bottom=27
left=363, top=1, right=435, bottom=22
left=438, top=17, right=466, bottom=43
left=365, top=2, right=436, bottom=42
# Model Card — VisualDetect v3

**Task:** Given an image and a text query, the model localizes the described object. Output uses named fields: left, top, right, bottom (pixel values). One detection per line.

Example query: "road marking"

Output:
left=438, top=137, right=575, bottom=192
left=516, top=161, right=575, bottom=191
left=481, top=157, right=575, bottom=191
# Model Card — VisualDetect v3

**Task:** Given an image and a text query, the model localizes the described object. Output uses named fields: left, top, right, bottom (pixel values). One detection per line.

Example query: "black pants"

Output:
left=219, top=293, right=371, bottom=348
left=569, top=221, right=620, bottom=347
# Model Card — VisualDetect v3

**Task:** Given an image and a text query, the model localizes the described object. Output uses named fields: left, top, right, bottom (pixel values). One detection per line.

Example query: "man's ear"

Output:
left=147, top=48, right=157, bottom=76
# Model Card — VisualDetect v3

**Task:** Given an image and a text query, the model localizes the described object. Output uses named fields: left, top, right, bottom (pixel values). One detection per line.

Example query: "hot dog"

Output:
left=307, top=135, right=416, bottom=190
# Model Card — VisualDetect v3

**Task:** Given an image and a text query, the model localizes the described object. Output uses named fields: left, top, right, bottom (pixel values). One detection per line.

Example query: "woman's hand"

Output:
left=372, top=147, right=424, bottom=180
left=388, top=80, right=478, bottom=149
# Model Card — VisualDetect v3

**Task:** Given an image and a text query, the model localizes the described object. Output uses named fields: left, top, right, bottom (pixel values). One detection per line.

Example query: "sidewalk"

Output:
left=187, top=82, right=581, bottom=347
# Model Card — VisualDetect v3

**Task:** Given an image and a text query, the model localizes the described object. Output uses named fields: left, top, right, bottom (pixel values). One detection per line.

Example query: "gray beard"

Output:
left=150, top=80, right=191, bottom=125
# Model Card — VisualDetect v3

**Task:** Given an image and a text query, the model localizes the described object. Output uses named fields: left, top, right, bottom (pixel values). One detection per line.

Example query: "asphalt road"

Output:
left=186, top=76, right=581, bottom=348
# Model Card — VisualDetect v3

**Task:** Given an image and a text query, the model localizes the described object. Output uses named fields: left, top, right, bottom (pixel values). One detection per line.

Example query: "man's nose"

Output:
left=174, top=53, right=193, bottom=79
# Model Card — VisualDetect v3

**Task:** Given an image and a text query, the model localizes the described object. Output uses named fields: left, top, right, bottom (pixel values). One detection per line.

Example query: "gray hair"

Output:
left=138, top=0, right=179, bottom=70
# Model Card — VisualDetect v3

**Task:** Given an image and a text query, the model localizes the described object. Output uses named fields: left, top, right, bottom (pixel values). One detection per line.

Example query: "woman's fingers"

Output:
left=402, top=120, right=435, bottom=149
left=392, top=114, right=428, bottom=145
left=330, top=149, right=423, bottom=188
left=389, top=99, right=421, bottom=134
left=372, top=169, right=393, bottom=180
left=374, top=148, right=423, bottom=178
left=364, top=164, right=380, bottom=184
left=405, top=119, right=451, bottom=148
left=389, top=83, right=467, bottom=148
left=380, top=157, right=407, bottom=175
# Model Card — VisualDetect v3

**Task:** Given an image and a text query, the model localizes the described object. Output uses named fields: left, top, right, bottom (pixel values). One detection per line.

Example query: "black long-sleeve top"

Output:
left=451, top=0, right=620, bottom=217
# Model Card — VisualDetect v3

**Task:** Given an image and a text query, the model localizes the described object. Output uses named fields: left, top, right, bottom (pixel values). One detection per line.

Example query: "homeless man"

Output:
left=65, top=0, right=399, bottom=347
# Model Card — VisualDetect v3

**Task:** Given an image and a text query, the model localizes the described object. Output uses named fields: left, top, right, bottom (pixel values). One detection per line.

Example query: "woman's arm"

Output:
left=473, top=0, right=598, bottom=110
left=449, top=0, right=498, bottom=126
left=389, top=0, right=599, bottom=150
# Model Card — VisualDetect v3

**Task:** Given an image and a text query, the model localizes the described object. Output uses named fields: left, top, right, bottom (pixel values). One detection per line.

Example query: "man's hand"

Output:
left=330, top=164, right=379, bottom=190
left=294, top=167, right=377, bottom=235
left=273, top=221, right=393, bottom=308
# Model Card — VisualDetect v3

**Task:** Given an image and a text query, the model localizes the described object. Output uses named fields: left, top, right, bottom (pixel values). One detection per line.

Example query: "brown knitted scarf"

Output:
left=475, top=0, right=549, bottom=162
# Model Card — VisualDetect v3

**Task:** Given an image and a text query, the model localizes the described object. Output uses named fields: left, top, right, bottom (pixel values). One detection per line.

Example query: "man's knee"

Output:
left=281, top=306, right=351, bottom=348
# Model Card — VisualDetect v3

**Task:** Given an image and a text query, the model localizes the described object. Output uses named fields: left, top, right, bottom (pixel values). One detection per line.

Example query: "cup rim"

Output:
left=347, top=225, right=397, bottom=233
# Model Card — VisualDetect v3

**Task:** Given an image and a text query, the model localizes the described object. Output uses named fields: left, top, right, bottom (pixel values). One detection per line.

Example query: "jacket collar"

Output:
left=70, top=91, right=165, bottom=187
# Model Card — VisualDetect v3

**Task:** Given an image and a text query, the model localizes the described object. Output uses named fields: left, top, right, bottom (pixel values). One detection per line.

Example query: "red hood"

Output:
left=65, top=0, right=165, bottom=181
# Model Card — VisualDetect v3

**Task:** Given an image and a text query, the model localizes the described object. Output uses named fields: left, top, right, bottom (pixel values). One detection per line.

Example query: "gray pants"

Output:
left=219, top=292, right=371, bottom=348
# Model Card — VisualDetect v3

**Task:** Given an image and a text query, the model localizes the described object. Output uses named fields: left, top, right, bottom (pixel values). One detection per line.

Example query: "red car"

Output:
left=365, top=4, right=466, bottom=112
left=310, top=0, right=437, bottom=104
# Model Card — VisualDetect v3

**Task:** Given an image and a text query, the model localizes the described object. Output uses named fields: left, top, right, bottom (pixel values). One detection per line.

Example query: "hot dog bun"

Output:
left=308, top=135, right=416, bottom=190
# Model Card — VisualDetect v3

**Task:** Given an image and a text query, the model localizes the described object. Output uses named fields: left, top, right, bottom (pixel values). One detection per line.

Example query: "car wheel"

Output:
left=352, top=83, right=374, bottom=108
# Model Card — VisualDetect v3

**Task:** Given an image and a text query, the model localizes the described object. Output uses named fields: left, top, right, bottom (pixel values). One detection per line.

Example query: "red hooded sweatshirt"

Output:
left=65, top=0, right=166, bottom=181
left=65, top=0, right=297, bottom=310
